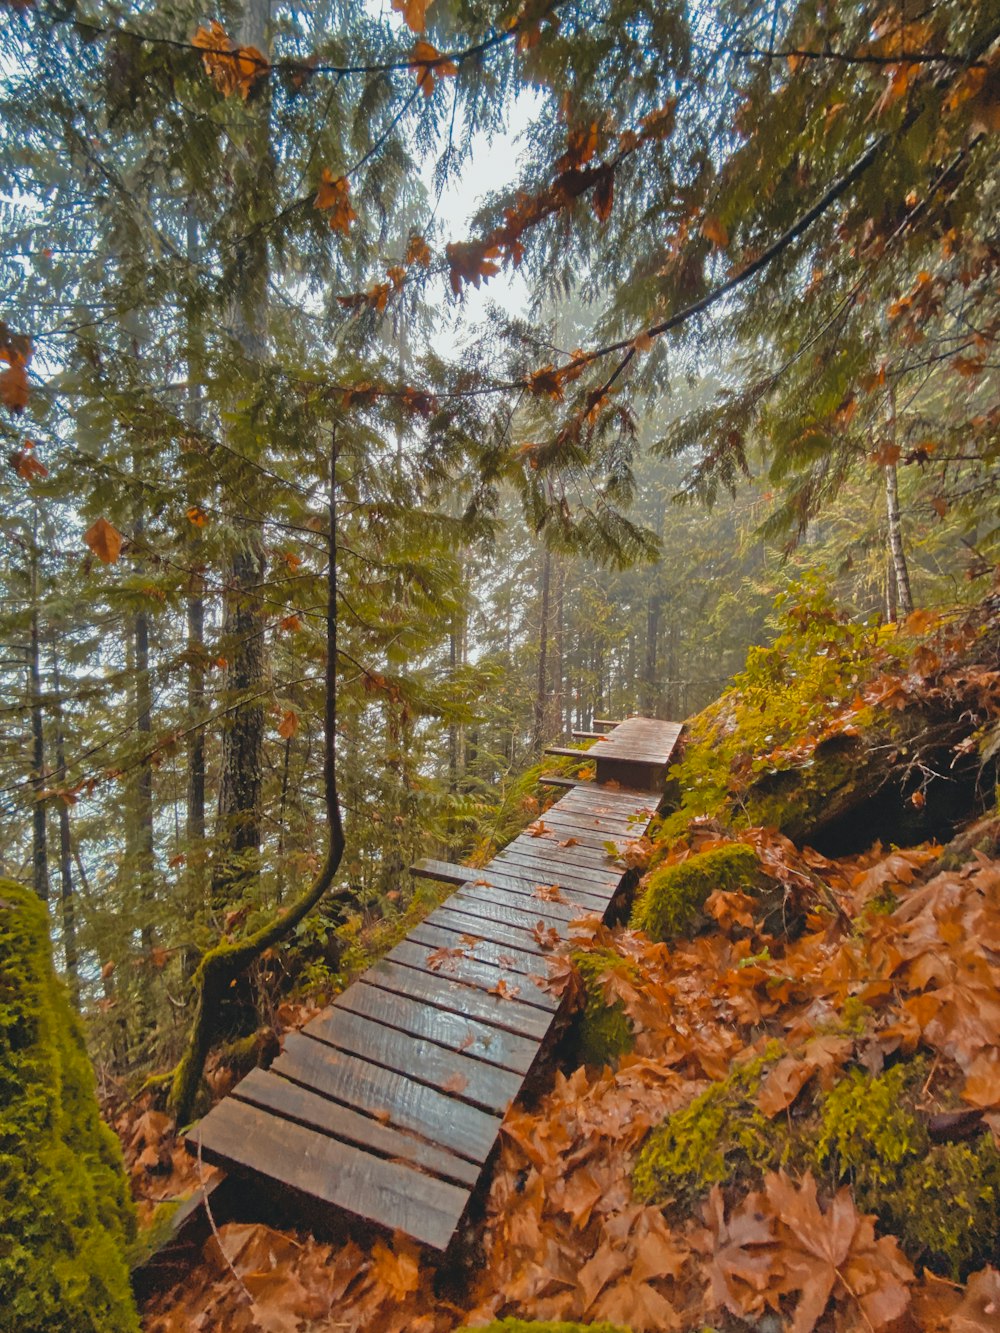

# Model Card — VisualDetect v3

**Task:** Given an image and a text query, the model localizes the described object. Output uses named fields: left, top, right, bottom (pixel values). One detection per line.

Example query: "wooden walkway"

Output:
left=187, top=717, right=682, bottom=1251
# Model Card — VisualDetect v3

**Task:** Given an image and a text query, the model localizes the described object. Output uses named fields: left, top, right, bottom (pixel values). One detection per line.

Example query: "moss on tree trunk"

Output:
left=0, top=879, right=140, bottom=1333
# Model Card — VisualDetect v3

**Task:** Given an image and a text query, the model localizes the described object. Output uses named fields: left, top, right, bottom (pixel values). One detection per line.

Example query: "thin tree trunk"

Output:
left=185, top=202, right=207, bottom=917
left=642, top=593, right=662, bottom=715
left=533, top=548, right=551, bottom=745
left=28, top=530, right=49, bottom=902
left=50, top=646, right=79, bottom=1006
left=885, top=386, right=914, bottom=618
left=553, top=559, right=564, bottom=736
left=133, top=472, right=156, bottom=951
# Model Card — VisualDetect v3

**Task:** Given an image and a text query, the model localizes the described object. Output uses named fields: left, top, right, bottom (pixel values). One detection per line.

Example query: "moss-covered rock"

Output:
left=458, top=1323, right=631, bottom=1333
left=632, top=1050, right=784, bottom=1206
left=0, top=879, right=140, bottom=1333
left=570, top=949, right=637, bottom=1067
left=814, top=1065, right=1000, bottom=1279
left=630, top=843, right=762, bottom=941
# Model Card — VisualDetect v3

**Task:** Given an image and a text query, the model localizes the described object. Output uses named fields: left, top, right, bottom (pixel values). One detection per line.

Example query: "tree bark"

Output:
left=132, top=474, right=156, bottom=951
left=533, top=548, right=551, bottom=745
left=884, top=387, right=914, bottom=619
left=50, top=646, right=79, bottom=1006
left=28, top=530, right=49, bottom=902
left=642, top=593, right=662, bottom=715
left=210, top=0, right=272, bottom=914
left=185, top=201, right=207, bottom=918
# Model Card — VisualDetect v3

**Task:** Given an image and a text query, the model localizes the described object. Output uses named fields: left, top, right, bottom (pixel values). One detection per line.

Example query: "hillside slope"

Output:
left=140, top=593, right=1000, bottom=1333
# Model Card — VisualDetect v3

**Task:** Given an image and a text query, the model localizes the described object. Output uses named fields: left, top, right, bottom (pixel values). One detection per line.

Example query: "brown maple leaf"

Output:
left=391, top=0, right=433, bottom=33
left=84, top=516, right=123, bottom=564
left=409, top=40, right=457, bottom=97
left=314, top=169, right=357, bottom=234
left=192, top=21, right=268, bottom=100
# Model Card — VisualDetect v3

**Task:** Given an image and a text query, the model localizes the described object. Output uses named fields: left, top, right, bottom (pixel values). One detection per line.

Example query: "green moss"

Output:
left=630, top=844, right=762, bottom=941
left=458, top=1323, right=631, bottom=1333
left=571, top=949, right=637, bottom=1067
left=0, top=879, right=140, bottom=1333
left=812, top=1063, right=1000, bottom=1279
left=632, top=1050, right=783, bottom=1206
left=889, top=1136, right=1000, bottom=1279
left=814, top=1065, right=926, bottom=1189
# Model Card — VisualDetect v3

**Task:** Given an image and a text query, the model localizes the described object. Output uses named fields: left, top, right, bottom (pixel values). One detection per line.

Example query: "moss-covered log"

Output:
left=0, top=880, right=140, bottom=1333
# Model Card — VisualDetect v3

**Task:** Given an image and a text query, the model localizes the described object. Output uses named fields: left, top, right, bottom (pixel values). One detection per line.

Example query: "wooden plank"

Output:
left=331, top=982, right=538, bottom=1075
left=409, top=857, right=470, bottom=885
left=493, top=848, right=620, bottom=891
left=459, top=866, right=594, bottom=907
left=188, top=1097, right=467, bottom=1251
left=426, top=905, right=549, bottom=955
left=458, top=874, right=609, bottom=919
left=535, top=805, right=641, bottom=832
left=232, top=1067, right=479, bottom=1186
left=301, top=1007, right=521, bottom=1114
left=538, top=774, right=588, bottom=788
left=445, top=889, right=573, bottom=938
left=275, top=1033, right=502, bottom=1165
left=409, top=920, right=543, bottom=976
left=364, top=958, right=553, bottom=1040
left=455, top=881, right=597, bottom=923
left=572, top=730, right=605, bottom=739
left=387, top=939, right=556, bottom=1012
left=545, top=745, right=596, bottom=759
left=509, top=835, right=627, bottom=867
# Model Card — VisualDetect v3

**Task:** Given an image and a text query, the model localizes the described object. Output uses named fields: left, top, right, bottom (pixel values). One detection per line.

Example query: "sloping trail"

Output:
left=186, top=717, right=682, bottom=1251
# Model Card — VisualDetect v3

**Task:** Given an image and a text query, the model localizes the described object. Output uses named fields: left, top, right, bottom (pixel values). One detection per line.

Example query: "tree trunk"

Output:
left=642, top=593, right=662, bottom=715
left=884, top=387, right=914, bottom=618
left=553, top=558, right=564, bottom=736
left=533, top=548, right=551, bottom=745
left=185, top=201, right=207, bottom=921
left=210, top=0, right=272, bottom=914
left=28, top=530, right=49, bottom=902
left=132, top=476, right=156, bottom=951
left=50, top=646, right=79, bottom=1006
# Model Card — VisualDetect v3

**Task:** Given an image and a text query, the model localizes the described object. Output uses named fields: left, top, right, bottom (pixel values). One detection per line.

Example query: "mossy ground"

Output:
left=632, top=1047, right=785, bottom=1206
left=570, top=948, right=638, bottom=1067
left=630, top=843, right=762, bottom=941
left=634, top=1052, right=1000, bottom=1280
left=0, top=879, right=140, bottom=1333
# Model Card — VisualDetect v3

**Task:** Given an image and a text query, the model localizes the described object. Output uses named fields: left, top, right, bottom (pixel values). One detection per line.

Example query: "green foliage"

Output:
left=0, top=880, right=139, bottom=1333
left=570, top=948, right=637, bottom=1067
left=632, top=1049, right=783, bottom=1206
left=631, top=843, right=761, bottom=941
left=658, top=578, right=892, bottom=841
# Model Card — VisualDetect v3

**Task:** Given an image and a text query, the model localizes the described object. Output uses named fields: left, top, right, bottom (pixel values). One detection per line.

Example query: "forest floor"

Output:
left=117, top=594, right=1000, bottom=1333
